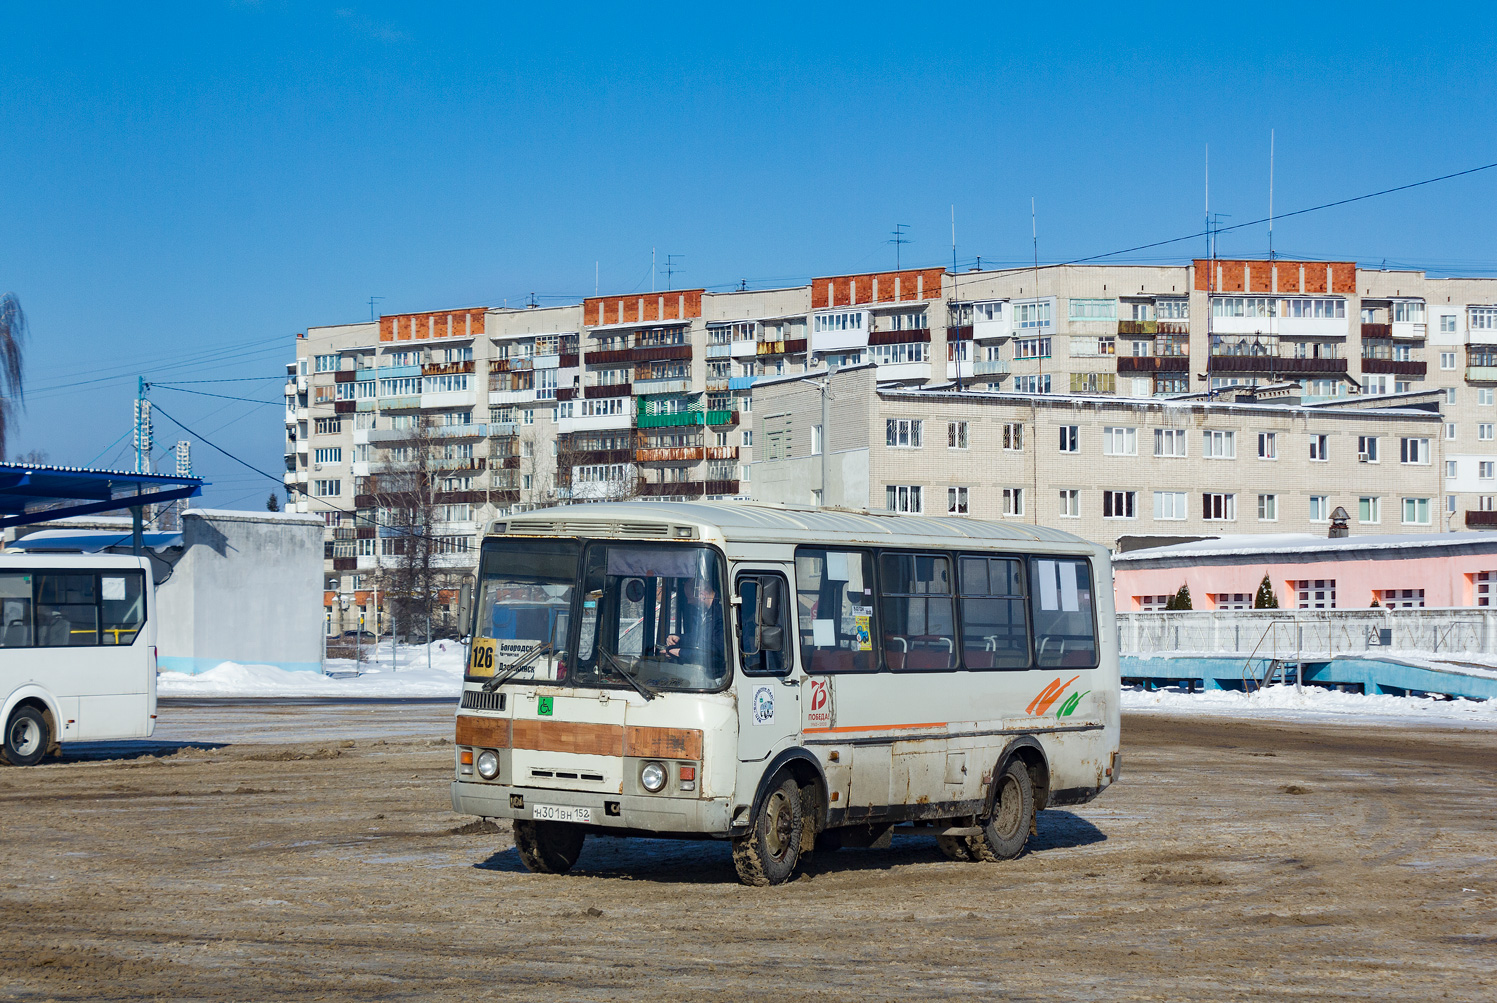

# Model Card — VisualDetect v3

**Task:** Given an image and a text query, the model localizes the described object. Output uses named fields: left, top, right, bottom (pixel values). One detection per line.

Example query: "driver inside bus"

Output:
left=663, top=580, right=724, bottom=682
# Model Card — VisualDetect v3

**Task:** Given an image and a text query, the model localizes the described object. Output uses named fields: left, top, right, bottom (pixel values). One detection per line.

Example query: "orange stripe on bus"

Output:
left=801, top=721, right=947, bottom=735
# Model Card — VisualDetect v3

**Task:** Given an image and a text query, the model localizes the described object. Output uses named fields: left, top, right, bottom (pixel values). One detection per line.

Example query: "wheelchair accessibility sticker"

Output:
left=751, top=684, right=775, bottom=725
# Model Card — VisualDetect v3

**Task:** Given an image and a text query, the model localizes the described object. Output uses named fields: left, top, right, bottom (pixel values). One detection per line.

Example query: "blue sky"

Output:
left=3, top=2, right=1495, bottom=508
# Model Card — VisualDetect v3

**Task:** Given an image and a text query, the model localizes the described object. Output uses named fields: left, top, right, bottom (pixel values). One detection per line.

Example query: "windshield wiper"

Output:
left=481, top=640, right=552, bottom=693
left=597, top=649, right=656, bottom=701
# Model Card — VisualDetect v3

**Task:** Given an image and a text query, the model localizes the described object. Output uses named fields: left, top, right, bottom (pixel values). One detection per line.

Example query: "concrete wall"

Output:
left=156, top=508, right=325, bottom=674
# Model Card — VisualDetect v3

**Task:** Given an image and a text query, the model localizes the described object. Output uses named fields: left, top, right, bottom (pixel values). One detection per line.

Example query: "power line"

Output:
left=149, top=384, right=280, bottom=406
left=1061, top=159, right=1497, bottom=266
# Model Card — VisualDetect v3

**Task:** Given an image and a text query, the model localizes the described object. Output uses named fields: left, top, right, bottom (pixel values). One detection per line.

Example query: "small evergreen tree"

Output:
left=266, top=492, right=281, bottom=512
left=1253, top=574, right=1279, bottom=609
left=1166, top=583, right=1193, bottom=610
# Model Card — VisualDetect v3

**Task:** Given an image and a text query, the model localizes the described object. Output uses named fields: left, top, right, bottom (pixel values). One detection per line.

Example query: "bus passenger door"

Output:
left=733, top=571, right=800, bottom=763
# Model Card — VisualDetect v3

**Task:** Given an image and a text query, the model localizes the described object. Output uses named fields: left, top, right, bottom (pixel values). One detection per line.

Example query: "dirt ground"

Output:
left=1, top=701, right=1494, bottom=1002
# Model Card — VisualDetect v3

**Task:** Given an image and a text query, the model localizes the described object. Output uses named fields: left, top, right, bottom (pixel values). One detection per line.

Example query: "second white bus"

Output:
left=451, top=502, right=1119, bottom=885
left=0, top=554, right=157, bottom=766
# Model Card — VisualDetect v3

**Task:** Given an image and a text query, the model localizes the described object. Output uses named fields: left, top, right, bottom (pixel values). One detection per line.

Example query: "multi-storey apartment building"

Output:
left=285, top=258, right=1497, bottom=626
left=751, top=364, right=1448, bottom=550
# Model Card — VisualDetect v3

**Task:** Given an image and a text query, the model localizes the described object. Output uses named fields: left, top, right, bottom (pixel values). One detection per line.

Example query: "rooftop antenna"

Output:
left=527, top=292, right=538, bottom=309
left=739, top=278, right=748, bottom=291
left=367, top=296, right=384, bottom=322
left=1268, top=128, right=1275, bottom=261
left=888, top=224, right=911, bottom=270
left=952, top=204, right=964, bottom=391
left=1030, top=196, right=1041, bottom=524
left=1204, top=143, right=1211, bottom=261
left=651, top=247, right=656, bottom=293
left=594, top=261, right=599, bottom=296
left=664, top=254, right=684, bottom=291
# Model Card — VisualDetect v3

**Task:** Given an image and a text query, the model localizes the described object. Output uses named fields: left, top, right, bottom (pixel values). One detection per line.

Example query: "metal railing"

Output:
left=1118, top=609, right=1497, bottom=658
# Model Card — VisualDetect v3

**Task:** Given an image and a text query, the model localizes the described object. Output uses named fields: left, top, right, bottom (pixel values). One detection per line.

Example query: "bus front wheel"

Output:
left=512, top=820, right=585, bottom=874
left=732, top=776, right=803, bottom=886
left=3, top=706, right=49, bottom=767
left=967, top=759, right=1034, bottom=862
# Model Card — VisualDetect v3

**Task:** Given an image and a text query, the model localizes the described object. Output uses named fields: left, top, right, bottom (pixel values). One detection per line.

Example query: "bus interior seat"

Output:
left=3, top=620, right=29, bottom=647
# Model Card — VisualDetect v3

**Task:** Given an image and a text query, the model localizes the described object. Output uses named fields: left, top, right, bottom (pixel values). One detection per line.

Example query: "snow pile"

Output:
left=157, top=642, right=467, bottom=699
left=1122, top=684, right=1497, bottom=728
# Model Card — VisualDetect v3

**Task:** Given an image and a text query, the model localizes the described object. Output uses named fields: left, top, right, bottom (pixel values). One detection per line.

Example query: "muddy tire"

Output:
left=512, top=820, right=585, bottom=874
left=732, top=776, right=803, bottom=886
left=3, top=706, right=48, bottom=767
left=936, top=833, right=974, bottom=862
left=967, top=760, right=1034, bottom=862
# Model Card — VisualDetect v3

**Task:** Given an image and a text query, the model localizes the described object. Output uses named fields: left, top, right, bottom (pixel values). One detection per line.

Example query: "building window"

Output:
left=885, top=419, right=923, bottom=448
left=1058, top=425, right=1079, bottom=453
left=1470, top=306, right=1497, bottom=330
left=1447, top=460, right=1460, bottom=478
left=314, top=417, right=342, bottom=435
left=1257, top=432, right=1277, bottom=460
left=1014, top=374, right=1052, bottom=394
left=1481, top=461, right=1496, bottom=480
left=313, top=479, right=341, bottom=497
left=1402, top=497, right=1431, bottom=525
left=1154, top=491, right=1187, bottom=521
left=1476, top=571, right=1497, bottom=607
left=1358, top=436, right=1379, bottom=462
left=1481, top=424, right=1495, bottom=441
left=1153, top=428, right=1187, bottom=458
left=870, top=342, right=929, bottom=366
left=1481, top=389, right=1495, bottom=407
left=1213, top=593, right=1252, bottom=611
left=1359, top=496, right=1381, bottom=524
left=1203, top=430, right=1236, bottom=459
left=947, top=421, right=969, bottom=449
left=1447, top=423, right=1458, bottom=440
left=314, top=354, right=339, bottom=373
left=1002, top=423, right=1023, bottom=451
left=1296, top=579, right=1337, bottom=609
left=1400, top=438, right=1430, bottom=465
left=1102, top=427, right=1137, bottom=456
left=1258, top=494, right=1278, bottom=521
left=313, top=447, right=342, bottom=465
left=1002, top=488, right=1024, bottom=516
left=947, top=487, right=969, bottom=515
left=1136, top=595, right=1171, bottom=612
left=1059, top=490, right=1079, bottom=518
left=1103, top=490, right=1135, bottom=519
left=1378, top=589, right=1425, bottom=609
left=1441, top=351, right=1457, bottom=370
left=886, top=485, right=923, bottom=514
left=1014, top=300, right=1052, bottom=329
left=1068, top=298, right=1118, bottom=321
left=1309, top=495, right=1330, bottom=522
left=1070, top=372, right=1116, bottom=394
left=811, top=424, right=823, bottom=456
left=1309, top=434, right=1328, bottom=461
left=1014, top=337, right=1051, bottom=360
left=1202, top=493, right=1236, bottom=521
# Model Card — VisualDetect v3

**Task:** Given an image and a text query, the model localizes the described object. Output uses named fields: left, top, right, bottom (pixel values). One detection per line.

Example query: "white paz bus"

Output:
left=0, top=554, right=157, bottom=766
left=450, top=502, right=1119, bottom=885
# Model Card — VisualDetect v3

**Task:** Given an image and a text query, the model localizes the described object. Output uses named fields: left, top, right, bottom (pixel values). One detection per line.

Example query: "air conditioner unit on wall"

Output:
left=1358, top=452, right=1370, bottom=462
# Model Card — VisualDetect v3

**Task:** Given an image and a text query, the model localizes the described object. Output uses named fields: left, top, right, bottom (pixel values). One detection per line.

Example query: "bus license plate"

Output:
left=532, top=804, right=592, bottom=824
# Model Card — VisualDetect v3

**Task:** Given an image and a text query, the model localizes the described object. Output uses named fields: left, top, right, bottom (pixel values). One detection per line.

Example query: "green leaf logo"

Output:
left=1056, top=690, right=1090, bottom=718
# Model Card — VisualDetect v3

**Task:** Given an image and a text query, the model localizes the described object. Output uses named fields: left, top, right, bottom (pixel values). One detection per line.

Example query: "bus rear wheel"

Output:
left=967, top=760, right=1034, bottom=862
left=3, top=706, right=49, bottom=767
left=732, top=776, right=803, bottom=886
left=512, top=820, right=586, bottom=874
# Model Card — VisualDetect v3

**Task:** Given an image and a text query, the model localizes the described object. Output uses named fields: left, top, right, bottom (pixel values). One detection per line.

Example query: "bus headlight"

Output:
left=476, top=750, right=500, bottom=780
left=640, top=761, right=667, bottom=793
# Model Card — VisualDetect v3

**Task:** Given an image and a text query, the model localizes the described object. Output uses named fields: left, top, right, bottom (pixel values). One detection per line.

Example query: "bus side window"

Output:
left=0, top=572, right=33, bottom=647
left=959, top=556, right=1030, bottom=670
left=100, top=573, right=146, bottom=645
left=35, top=574, right=99, bottom=647
left=879, top=552, right=957, bottom=671
left=1029, top=558, right=1098, bottom=669
left=736, top=573, right=788, bottom=676
left=794, top=548, right=877, bottom=673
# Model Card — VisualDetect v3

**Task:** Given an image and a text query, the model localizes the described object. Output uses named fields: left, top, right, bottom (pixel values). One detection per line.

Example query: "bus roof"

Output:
left=493, top=502, right=1099, bottom=553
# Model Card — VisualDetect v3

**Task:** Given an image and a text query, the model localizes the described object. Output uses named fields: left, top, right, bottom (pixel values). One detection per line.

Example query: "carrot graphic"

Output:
left=1026, top=675, right=1080, bottom=716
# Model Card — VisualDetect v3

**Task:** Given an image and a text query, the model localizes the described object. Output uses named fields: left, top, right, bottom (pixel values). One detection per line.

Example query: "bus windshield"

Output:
left=573, top=543, right=728, bottom=693
left=472, top=538, right=729, bottom=693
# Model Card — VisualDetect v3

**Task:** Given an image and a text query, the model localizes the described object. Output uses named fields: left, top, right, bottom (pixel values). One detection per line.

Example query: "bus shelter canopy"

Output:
left=0, top=462, right=205, bottom=529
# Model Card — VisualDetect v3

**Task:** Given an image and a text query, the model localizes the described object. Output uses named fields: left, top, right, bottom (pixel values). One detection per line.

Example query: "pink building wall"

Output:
left=1114, top=553, right=1497, bottom=610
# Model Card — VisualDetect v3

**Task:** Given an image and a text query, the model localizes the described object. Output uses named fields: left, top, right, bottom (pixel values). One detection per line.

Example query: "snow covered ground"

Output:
left=157, top=642, right=467, bottom=699
left=1122, top=684, right=1497, bottom=729
left=159, top=643, right=1497, bottom=728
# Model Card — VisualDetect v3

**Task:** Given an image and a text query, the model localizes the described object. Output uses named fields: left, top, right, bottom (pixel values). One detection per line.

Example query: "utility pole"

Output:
left=131, top=378, right=152, bottom=555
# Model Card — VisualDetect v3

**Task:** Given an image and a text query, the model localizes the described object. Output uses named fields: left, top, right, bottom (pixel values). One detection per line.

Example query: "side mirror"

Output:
left=457, top=582, right=473, bottom=634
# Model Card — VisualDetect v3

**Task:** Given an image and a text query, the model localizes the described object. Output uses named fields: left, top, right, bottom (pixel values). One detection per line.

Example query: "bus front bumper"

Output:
left=451, top=780, right=733, bottom=836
